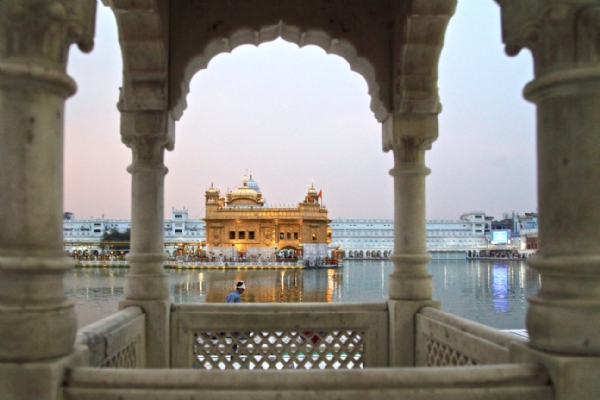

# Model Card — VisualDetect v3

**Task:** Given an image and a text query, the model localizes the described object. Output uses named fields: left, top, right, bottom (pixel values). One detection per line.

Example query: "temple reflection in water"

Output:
left=65, top=260, right=540, bottom=329
left=170, top=267, right=342, bottom=304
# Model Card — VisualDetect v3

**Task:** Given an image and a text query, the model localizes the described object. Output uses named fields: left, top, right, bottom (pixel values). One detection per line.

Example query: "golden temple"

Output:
left=203, top=175, right=331, bottom=261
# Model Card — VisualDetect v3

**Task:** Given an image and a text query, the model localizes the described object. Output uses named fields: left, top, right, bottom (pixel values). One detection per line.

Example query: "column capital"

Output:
left=121, top=110, right=175, bottom=167
left=496, top=1, right=600, bottom=77
left=382, top=113, right=437, bottom=166
left=0, top=0, right=96, bottom=68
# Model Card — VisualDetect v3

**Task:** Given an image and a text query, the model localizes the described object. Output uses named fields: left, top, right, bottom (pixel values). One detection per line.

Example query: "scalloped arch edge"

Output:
left=170, top=21, right=391, bottom=124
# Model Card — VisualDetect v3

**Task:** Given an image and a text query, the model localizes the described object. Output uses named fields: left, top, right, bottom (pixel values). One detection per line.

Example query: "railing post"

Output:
left=496, top=1, right=600, bottom=398
left=0, top=1, right=96, bottom=398
left=119, top=110, right=174, bottom=368
left=383, top=114, right=440, bottom=367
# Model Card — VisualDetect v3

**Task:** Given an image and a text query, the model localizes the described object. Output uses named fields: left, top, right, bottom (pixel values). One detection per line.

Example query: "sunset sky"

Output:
left=64, top=1, right=536, bottom=222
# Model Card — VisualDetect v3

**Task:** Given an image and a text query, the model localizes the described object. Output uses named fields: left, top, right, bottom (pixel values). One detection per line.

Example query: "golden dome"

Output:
left=227, top=174, right=264, bottom=206
left=231, top=183, right=258, bottom=199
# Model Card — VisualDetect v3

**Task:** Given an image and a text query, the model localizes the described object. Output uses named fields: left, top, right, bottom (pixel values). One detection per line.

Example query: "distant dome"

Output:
left=231, top=184, right=258, bottom=198
left=247, top=174, right=260, bottom=192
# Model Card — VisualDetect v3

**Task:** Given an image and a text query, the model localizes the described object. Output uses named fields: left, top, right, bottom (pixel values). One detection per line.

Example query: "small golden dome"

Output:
left=206, top=182, right=219, bottom=195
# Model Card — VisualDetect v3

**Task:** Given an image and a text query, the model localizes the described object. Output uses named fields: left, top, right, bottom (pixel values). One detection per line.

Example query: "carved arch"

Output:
left=169, top=21, right=390, bottom=123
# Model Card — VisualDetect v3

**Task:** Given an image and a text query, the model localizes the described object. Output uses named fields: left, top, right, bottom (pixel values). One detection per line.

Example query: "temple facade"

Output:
left=203, top=175, right=331, bottom=260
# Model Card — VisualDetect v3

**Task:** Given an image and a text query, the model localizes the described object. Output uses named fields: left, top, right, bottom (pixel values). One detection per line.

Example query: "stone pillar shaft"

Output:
left=126, top=156, right=170, bottom=300
left=388, top=158, right=432, bottom=300
left=525, top=68, right=600, bottom=354
left=0, top=0, right=96, bottom=362
left=0, top=66, right=77, bottom=362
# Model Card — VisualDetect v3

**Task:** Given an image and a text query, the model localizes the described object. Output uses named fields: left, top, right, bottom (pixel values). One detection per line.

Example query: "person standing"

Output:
left=226, top=281, right=245, bottom=303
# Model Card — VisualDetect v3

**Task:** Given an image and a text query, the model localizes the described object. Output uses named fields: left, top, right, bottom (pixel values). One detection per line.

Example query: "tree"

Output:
left=101, top=228, right=130, bottom=250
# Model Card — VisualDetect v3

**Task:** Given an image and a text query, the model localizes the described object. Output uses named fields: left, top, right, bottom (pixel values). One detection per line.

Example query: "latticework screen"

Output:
left=424, top=337, right=478, bottom=367
left=99, top=337, right=142, bottom=368
left=193, top=330, right=364, bottom=370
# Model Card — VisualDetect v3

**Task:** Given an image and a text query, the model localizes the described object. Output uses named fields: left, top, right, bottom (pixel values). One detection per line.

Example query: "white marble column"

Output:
left=497, top=2, right=600, bottom=398
left=497, top=0, right=600, bottom=356
left=383, top=114, right=440, bottom=366
left=0, top=0, right=96, bottom=363
left=388, top=144, right=433, bottom=300
left=120, top=110, right=174, bottom=368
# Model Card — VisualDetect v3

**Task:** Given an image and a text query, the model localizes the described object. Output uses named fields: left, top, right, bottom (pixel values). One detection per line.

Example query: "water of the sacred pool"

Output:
left=65, top=260, right=540, bottom=330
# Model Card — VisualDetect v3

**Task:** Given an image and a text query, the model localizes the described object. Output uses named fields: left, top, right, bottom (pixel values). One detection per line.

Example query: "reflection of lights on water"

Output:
left=492, top=264, right=509, bottom=313
left=198, top=272, right=204, bottom=296
left=327, top=269, right=335, bottom=303
left=519, top=264, right=525, bottom=289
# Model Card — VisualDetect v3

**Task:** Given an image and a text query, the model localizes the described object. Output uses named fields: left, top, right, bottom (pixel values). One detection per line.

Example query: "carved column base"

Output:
left=0, top=347, right=89, bottom=400
left=526, top=255, right=600, bottom=355
left=511, top=342, right=600, bottom=400
left=120, top=299, right=171, bottom=368
left=388, top=299, right=440, bottom=366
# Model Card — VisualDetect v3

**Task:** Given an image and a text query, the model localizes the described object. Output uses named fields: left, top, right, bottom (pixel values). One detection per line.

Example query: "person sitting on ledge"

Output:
left=226, top=281, right=245, bottom=303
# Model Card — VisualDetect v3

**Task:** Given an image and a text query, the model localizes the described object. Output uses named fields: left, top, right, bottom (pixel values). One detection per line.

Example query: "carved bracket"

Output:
left=103, top=0, right=168, bottom=111
left=392, top=0, right=457, bottom=114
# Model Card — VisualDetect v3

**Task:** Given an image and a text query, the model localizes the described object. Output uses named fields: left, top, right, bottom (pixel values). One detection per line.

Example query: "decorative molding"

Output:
left=382, top=113, right=438, bottom=156
left=496, top=1, right=600, bottom=76
left=392, top=137, right=433, bottom=165
left=0, top=0, right=96, bottom=71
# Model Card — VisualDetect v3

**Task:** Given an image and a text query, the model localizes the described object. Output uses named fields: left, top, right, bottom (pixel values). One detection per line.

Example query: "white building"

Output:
left=64, top=208, right=206, bottom=256
left=330, top=211, right=491, bottom=260
left=64, top=210, right=512, bottom=259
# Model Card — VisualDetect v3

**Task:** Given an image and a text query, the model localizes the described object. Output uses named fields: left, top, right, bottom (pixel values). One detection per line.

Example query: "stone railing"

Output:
left=170, top=303, right=389, bottom=370
left=416, top=307, right=527, bottom=367
left=76, top=307, right=146, bottom=368
left=64, top=364, right=551, bottom=399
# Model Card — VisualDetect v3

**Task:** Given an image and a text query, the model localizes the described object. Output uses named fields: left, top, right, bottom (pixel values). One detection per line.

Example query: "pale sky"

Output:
left=64, top=1, right=536, bottom=222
